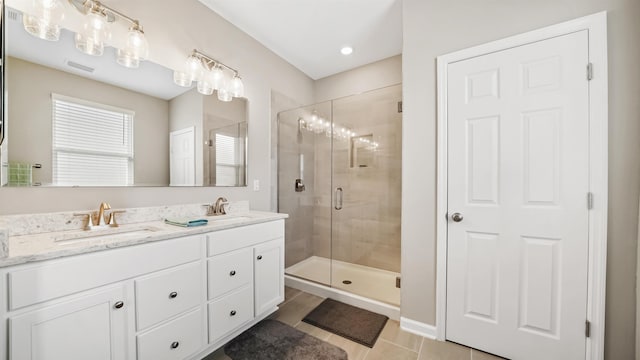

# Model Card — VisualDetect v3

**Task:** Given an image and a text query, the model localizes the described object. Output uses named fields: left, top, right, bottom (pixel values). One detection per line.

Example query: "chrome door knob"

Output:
left=451, top=213, right=464, bottom=222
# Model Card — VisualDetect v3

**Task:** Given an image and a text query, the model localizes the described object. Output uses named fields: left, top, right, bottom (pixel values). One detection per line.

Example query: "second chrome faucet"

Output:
left=205, top=197, right=229, bottom=216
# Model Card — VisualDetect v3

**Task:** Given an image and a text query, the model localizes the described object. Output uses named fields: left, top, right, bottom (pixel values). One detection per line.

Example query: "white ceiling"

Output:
left=198, top=0, right=403, bottom=80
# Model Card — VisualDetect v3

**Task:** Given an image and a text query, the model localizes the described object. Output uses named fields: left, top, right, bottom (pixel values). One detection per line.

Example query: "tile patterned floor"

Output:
left=203, top=287, right=506, bottom=360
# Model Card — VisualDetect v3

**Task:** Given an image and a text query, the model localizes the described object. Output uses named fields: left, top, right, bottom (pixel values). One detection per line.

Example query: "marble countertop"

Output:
left=0, top=211, right=287, bottom=268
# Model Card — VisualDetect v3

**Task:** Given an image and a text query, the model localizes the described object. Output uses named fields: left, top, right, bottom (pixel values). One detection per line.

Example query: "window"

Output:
left=52, top=94, right=134, bottom=186
left=214, top=132, right=244, bottom=186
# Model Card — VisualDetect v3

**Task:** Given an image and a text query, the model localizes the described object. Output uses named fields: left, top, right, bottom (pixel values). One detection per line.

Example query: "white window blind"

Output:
left=52, top=94, right=134, bottom=186
left=215, top=133, right=242, bottom=186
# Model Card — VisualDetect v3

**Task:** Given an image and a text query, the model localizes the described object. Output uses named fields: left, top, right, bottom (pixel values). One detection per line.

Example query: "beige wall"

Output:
left=6, top=57, right=170, bottom=186
left=402, top=1, right=640, bottom=359
left=0, top=0, right=314, bottom=214
left=314, top=55, right=402, bottom=103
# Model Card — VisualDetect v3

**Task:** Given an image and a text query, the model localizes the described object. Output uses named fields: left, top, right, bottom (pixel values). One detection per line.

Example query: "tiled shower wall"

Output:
left=279, top=85, right=402, bottom=273
left=317, top=85, right=402, bottom=273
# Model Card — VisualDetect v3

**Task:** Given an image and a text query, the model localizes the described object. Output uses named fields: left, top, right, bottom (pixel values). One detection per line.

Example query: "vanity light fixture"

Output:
left=69, top=0, right=148, bottom=66
left=174, top=49, right=245, bottom=102
left=22, top=0, right=66, bottom=41
left=22, top=0, right=150, bottom=68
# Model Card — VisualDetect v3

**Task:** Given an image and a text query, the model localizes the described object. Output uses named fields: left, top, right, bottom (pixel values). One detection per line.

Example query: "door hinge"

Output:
left=396, top=276, right=401, bottom=288
left=587, top=192, right=594, bottom=210
left=587, top=63, right=594, bottom=81
left=397, top=101, right=403, bottom=113
left=585, top=320, right=591, bottom=338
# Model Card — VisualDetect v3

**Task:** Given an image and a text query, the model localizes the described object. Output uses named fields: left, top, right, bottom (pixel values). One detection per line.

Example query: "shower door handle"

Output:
left=334, top=187, right=343, bottom=210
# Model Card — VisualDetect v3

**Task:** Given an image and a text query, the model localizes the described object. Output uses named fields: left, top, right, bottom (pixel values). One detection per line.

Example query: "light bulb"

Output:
left=75, top=9, right=111, bottom=56
left=22, top=0, right=65, bottom=41
left=229, top=74, right=244, bottom=97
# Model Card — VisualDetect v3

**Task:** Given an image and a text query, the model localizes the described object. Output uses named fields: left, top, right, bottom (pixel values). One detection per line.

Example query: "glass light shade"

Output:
left=75, top=11, right=111, bottom=56
left=124, top=28, right=149, bottom=59
left=22, top=0, right=65, bottom=41
left=210, top=66, right=225, bottom=90
left=217, top=87, right=232, bottom=102
left=173, top=70, right=193, bottom=87
left=116, top=49, right=140, bottom=68
left=229, top=75, right=244, bottom=98
left=185, top=55, right=203, bottom=81
left=197, top=71, right=214, bottom=95
left=116, top=27, right=149, bottom=68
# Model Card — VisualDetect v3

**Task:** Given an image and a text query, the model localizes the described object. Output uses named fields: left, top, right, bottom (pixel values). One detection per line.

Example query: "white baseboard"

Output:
left=400, top=317, right=437, bottom=339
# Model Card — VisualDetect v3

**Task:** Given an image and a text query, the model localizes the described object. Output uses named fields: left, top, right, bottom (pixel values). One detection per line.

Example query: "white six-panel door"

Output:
left=446, top=31, right=590, bottom=359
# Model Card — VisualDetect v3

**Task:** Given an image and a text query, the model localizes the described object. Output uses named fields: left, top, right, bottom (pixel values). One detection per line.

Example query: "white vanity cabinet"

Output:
left=254, top=238, right=285, bottom=315
left=9, top=284, right=130, bottom=360
left=0, top=218, right=285, bottom=360
left=205, top=221, right=285, bottom=345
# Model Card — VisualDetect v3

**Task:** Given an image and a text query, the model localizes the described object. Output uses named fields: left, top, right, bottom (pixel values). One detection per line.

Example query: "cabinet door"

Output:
left=253, top=238, right=284, bottom=315
left=10, top=285, right=130, bottom=360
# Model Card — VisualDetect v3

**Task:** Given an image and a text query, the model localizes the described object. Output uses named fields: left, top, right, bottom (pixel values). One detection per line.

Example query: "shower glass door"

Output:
left=279, top=85, right=402, bottom=306
left=330, top=85, right=402, bottom=305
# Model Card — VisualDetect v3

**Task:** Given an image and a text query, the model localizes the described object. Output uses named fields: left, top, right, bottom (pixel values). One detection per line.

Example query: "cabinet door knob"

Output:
left=169, top=292, right=178, bottom=299
left=230, top=310, right=237, bottom=316
left=114, top=301, right=124, bottom=309
left=229, top=270, right=236, bottom=276
left=171, top=341, right=180, bottom=349
left=257, top=255, right=263, bottom=260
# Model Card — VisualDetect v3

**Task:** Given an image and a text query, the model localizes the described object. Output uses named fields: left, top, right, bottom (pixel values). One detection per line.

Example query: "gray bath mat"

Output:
left=224, top=319, right=348, bottom=360
left=302, top=298, right=388, bottom=348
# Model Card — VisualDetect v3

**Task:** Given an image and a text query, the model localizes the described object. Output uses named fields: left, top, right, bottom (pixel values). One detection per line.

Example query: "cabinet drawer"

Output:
left=208, top=285, right=253, bottom=344
left=137, top=308, right=205, bottom=360
left=208, top=248, right=252, bottom=300
left=9, top=235, right=202, bottom=310
left=135, top=261, right=203, bottom=331
left=207, top=220, right=284, bottom=256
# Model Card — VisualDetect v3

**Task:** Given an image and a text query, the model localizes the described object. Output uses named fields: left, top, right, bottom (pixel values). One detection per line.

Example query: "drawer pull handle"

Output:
left=171, top=341, right=180, bottom=349
left=169, top=292, right=178, bottom=299
left=229, top=270, right=236, bottom=276
left=114, top=301, right=124, bottom=309
left=230, top=310, right=237, bottom=316
left=257, top=255, right=263, bottom=260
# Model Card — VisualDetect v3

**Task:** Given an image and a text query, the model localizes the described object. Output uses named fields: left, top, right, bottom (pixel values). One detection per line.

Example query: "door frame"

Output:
left=435, top=12, right=608, bottom=360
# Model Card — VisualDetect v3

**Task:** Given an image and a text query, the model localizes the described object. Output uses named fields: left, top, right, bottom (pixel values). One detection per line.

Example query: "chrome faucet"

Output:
left=214, top=197, right=229, bottom=215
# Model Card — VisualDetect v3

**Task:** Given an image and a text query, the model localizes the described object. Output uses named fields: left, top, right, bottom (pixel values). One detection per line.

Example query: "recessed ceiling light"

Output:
left=341, top=46, right=353, bottom=55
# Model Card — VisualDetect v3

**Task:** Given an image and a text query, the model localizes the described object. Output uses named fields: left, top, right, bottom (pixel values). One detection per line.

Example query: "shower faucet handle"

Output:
left=295, top=178, right=306, bottom=192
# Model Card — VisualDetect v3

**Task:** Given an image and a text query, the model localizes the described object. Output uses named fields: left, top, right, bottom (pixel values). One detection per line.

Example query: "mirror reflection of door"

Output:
left=170, top=127, right=195, bottom=186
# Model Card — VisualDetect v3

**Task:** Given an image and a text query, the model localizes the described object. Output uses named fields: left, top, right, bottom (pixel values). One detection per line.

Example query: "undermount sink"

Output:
left=207, top=215, right=251, bottom=222
left=53, top=226, right=162, bottom=243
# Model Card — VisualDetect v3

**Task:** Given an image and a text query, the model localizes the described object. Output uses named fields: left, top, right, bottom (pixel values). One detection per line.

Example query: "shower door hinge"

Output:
left=585, top=320, right=591, bottom=337
left=397, top=101, right=403, bottom=113
left=587, top=63, right=594, bottom=81
left=587, top=192, right=593, bottom=210
left=396, top=276, right=401, bottom=288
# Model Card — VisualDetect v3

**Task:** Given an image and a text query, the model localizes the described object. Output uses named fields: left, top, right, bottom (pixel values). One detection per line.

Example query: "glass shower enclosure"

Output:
left=278, top=85, right=402, bottom=306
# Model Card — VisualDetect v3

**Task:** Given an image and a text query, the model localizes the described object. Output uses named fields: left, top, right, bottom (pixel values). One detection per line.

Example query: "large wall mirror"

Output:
left=0, top=2, right=248, bottom=187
